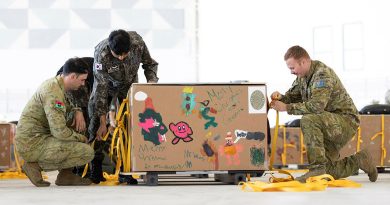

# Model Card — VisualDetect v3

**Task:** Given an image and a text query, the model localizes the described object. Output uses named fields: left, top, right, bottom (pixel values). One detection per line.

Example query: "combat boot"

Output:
left=295, top=167, right=326, bottom=183
left=22, top=162, right=51, bottom=187
left=55, top=168, right=92, bottom=186
left=356, top=149, right=378, bottom=182
left=89, top=158, right=106, bottom=184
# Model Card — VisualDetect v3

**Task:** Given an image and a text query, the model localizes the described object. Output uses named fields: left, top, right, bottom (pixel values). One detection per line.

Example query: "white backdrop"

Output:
left=198, top=0, right=390, bottom=125
left=1, top=0, right=390, bottom=125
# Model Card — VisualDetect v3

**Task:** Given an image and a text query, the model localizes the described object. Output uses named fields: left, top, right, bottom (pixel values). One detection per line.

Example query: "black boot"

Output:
left=89, top=158, right=106, bottom=184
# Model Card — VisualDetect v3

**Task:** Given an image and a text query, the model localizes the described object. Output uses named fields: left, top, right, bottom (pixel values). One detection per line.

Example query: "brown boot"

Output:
left=22, top=162, right=50, bottom=187
left=356, top=149, right=378, bottom=182
left=55, top=168, right=92, bottom=186
left=295, top=167, right=326, bottom=183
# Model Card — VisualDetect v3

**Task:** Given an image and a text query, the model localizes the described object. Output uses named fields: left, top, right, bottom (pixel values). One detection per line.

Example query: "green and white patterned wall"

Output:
left=0, top=0, right=197, bottom=121
left=0, top=0, right=191, bottom=49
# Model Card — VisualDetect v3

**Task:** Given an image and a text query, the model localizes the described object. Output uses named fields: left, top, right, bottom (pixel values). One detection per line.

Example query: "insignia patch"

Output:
left=55, top=100, right=65, bottom=109
left=315, top=80, right=326, bottom=88
left=108, top=65, right=119, bottom=73
left=95, top=63, right=102, bottom=71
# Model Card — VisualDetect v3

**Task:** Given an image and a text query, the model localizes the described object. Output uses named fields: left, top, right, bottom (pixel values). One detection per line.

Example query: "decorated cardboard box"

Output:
left=0, top=123, right=16, bottom=170
left=270, top=127, right=307, bottom=166
left=339, top=131, right=358, bottom=159
left=359, top=115, right=390, bottom=167
left=128, top=83, right=268, bottom=172
left=270, top=115, right=389, bottom=167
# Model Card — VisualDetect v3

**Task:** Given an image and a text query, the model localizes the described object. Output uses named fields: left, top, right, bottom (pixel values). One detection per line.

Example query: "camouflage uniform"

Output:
left=15, top=76, right=94, bottom=171
left=88, top=31, right=158, bottom=183
left=280, top=60, right=360, bottom=179
left=88, top=31, right=158, bottom=140
left=56, top=57, right=94, bottom=175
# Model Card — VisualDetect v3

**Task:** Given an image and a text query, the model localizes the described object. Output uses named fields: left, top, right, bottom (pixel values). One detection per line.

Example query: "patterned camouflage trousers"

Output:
left=301, top=112, right=360, bottom=179
left=18, top=137, right=94, bottom=171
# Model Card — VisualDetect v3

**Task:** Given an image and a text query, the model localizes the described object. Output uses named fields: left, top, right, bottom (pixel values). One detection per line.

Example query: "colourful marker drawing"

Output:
left=169, top=121, right=194, bottom=145
left=138, top=97, right=168, bottom=145
left=182, top=87, right=196, bottom=116
left=199, top=100, right=218, bottom=130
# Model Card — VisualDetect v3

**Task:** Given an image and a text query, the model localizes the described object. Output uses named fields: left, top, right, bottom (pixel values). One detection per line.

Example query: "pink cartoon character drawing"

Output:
left=218, top=132, right=243, bottom=166
left=169, top=121, right=193, bottom=145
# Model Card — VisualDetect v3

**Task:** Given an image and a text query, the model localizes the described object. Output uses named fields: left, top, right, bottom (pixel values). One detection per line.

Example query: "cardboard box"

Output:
left=129, top=84, right=268, bottom=172
left=339, top=131, right=358, bottom=159
left=359, top=115, right=390, bottom=167
left=270, top=115, right=389, bottom=167
left=0, top=123, right=16, bottom=170
left=270, top=127, right=307, bottom=166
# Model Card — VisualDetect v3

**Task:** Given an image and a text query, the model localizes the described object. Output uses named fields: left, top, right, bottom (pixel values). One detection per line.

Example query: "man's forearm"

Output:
left=99, top=114, right=106, bottom=125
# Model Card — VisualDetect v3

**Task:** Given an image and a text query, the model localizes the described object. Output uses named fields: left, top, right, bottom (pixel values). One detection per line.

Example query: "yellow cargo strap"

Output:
left=300, top=131, right=306, bottom=164
left=240, top=174, right=361, bottom=192
left=356, top=116, right=362, bottom=152
left=110, top=98, right=131, bottom=173
left=82, top=131, right=110, bottom=178
left=1, top=144, right=49, bottom=180
left=240, top=111, right=361, bottom=192
left=268, top=111, right=295, bottom=182
left=97, top=172, right=120, bottom=186
left=83, top=98, right=134, bottom=184
left=356, top=127, right=362, bottom=152
left=279, top=125, right=296, bottom=166
left=0, top=144, right=27, bottom=179
left=370, top=114, right=386, bottom=166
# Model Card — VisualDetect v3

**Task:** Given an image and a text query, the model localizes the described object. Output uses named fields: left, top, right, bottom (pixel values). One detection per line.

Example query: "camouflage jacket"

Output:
left=281, top=60, right=359, bottom=124
left=15, top=76, right=86, bottom=153
left=90, top=31, right=158, bottom=117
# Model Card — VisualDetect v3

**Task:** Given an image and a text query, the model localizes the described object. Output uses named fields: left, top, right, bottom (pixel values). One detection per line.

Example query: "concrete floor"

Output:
left=1, top=171, right=390, bottom=205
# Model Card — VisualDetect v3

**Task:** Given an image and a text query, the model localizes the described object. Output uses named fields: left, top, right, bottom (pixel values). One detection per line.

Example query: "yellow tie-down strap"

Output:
left=278, top=125, right=297, bottom=166
left=0, top=143, right=28, bottom=179
left=0, top=145, right=49, bottom=180
left=243, top=111, right=362, bottom=192
left=82, top=98, right=138, bottom=186
left=239, top=174, right=361, bottom=192
left=0, top=170, right=27, bottom=179
left=370, top=114, right=387, bottom=167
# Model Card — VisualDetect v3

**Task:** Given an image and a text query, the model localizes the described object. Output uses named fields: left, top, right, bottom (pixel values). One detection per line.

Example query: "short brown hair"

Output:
left=284, top=45, right=311, bottom=61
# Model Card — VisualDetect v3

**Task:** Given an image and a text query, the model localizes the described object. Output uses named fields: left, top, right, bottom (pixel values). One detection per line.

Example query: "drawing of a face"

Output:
left=169, top=121, right=194, bottom=145
left=169, top=122, right=192, bottom=138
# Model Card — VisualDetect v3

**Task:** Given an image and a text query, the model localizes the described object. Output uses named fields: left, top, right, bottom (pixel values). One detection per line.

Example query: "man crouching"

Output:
left=15, top=58, right=94, bottom=187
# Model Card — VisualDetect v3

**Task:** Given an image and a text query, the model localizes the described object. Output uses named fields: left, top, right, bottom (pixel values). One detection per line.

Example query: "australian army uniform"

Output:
left=15, top=76, right=94, bottom=186
left=88, top=31, right=159, bottom=183
left=280, top=60, right=363, bottom=179
left=57, top=57, right=94, bottom=175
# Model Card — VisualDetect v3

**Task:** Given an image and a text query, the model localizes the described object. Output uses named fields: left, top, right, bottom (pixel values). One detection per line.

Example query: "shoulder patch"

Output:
left=315, top=80, right=326, bottom=88
left=55, top=100, right=65, bottom=109
left=95, top=63, right=102, bottom=71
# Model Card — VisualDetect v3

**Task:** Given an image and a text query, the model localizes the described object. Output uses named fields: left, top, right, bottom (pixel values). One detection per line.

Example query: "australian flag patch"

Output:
left=315, top=80, right=326, bottom=88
